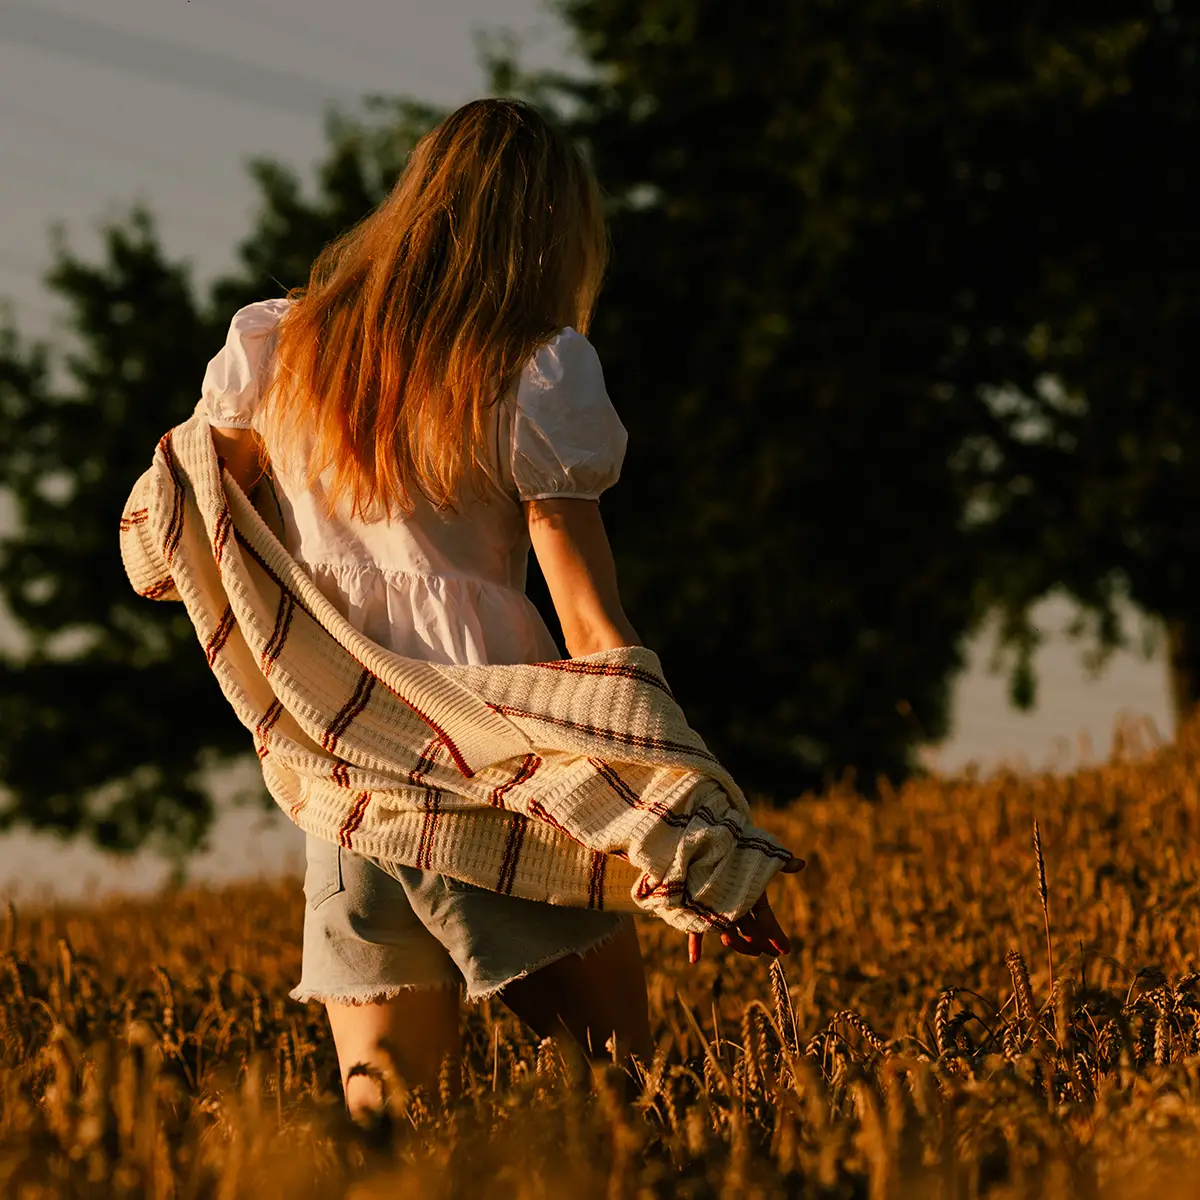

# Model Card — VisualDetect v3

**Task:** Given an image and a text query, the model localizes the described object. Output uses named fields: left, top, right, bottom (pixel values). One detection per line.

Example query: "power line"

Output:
left=1, top=93, right=202, bottom=181
left=0, top=97, right=256, bottom=239
left=196, top=0, right=451, bottom=99
left=1, top=147, right=104, bottom=202
left=1, top=145, right=250, bottom=246
left=0, top=2, right=359, bottom=118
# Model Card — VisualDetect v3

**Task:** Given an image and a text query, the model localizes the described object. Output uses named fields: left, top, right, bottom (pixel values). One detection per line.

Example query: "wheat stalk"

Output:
left=934, top=988, right=956, bottom=1055
left=1006, top=950, right=1035, bottom=1021
left=1154, top=1014, right=1172, bottom=1066
left=770, top=959, right=799, bottom=1055
left=1033, top=819, right=1056, bottom=1007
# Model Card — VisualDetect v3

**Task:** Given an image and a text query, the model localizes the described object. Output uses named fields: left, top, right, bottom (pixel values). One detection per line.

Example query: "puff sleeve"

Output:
left=201, top=298, right=290, bottom=429
left=508, top=328, right=628, bottom=501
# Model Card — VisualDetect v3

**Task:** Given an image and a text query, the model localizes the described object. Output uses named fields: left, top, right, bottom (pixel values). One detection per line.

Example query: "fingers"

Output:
left=687, top=932, right=703, bottom=965
left=707, top=862, right=803, bottom=961
left=720, top=896, right=793, bottom=959
left=749, top=896, right=792, bottom=956
left=720, top=927, right=762, bottom=957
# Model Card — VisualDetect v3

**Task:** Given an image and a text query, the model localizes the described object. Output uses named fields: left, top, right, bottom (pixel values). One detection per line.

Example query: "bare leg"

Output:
left=324, top=987, right=460, bottom=1119
left=497, top=920, right=652, bottom=1062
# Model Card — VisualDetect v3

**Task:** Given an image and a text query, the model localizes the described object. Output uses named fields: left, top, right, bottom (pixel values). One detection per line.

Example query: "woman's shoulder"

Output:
left=507, top=326, right=626, bottom=502
left=202, top=298, right=291, bottom=429
left=225, top=297, right=291, bottom=340
left=521, top=326, right=603, bottom=392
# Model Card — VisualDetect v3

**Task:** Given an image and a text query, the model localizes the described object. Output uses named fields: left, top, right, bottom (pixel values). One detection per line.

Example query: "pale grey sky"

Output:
left=0, top=0, right=573, bottom=325
left=0, top=0, right=1173, bottom=899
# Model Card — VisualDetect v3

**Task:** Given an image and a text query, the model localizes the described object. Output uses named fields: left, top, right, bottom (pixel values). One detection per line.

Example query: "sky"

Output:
left=0, top=0, right=1174, bottom=900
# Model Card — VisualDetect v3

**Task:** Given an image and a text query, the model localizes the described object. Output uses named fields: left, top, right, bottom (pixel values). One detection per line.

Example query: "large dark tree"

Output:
left=550, top=0, right=1197, bottom=736
left=536, top=0, right=1173, bottom=772
left=951, top=2, right=1200, bottom=721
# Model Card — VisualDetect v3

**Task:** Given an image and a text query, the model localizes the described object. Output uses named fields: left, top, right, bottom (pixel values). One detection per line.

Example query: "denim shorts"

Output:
left=290, top=833, right=630, bottom=1003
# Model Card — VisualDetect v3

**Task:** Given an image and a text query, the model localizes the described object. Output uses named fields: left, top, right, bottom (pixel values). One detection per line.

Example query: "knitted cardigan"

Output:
left=119, top=405, right=791, bottom=933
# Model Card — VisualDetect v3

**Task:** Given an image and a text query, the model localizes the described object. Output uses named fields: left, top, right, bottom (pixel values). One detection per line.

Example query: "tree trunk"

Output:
left=1166, top=617, right=1200, bottom=732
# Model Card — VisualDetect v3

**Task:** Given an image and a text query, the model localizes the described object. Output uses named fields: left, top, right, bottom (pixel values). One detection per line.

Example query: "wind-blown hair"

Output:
left=256, top=98, right=608, bottom=519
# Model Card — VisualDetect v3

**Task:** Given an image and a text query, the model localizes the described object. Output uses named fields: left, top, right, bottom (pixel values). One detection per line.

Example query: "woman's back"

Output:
left=201, top=298, right=628, bottom=666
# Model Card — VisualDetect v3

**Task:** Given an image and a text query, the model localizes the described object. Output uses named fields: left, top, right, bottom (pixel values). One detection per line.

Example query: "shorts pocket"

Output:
left=303, top=835, right=344, bottom=909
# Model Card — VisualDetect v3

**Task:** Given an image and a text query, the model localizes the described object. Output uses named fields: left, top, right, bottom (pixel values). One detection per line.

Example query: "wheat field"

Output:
left=1, top=719, right=1198, bottom=1198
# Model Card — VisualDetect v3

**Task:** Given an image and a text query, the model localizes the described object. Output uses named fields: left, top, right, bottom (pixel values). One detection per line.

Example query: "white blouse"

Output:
left=201, top=300, right=627, bottom=667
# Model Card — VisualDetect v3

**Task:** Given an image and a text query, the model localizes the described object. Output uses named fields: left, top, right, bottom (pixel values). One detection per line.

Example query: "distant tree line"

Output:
left=0, top=1, right=1194, bottom=851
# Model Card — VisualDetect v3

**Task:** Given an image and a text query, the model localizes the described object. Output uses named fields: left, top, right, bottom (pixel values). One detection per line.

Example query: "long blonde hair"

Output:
left=256, top=98, right=608, bottom=519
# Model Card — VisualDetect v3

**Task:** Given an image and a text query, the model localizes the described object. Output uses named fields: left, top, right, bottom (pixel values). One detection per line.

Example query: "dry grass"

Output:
left=2, top=717, right=1200, bottom=1197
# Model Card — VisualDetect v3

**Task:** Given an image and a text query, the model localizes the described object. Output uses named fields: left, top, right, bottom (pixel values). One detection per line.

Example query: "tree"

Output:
left=544, top=0, right=1197, bottom=746
left=0, top=104, right=440, bottom=852
left=536, top=0, right=1161, bottom=780
left=950, top=2, right=1200, bottom=724
left=0, top=215, right=228, bottom=852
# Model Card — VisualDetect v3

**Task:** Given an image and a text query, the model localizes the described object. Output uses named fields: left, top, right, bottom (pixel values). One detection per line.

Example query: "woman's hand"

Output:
left=686, top=854, right=805, bottom=965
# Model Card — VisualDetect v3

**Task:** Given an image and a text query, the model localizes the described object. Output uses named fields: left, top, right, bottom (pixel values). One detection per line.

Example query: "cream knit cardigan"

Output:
left=119, top=406, right=792, bottom=933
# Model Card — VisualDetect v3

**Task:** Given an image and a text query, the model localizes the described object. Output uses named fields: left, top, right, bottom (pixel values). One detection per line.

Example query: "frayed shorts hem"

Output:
left=290, top=916, right=629, bottom=1005
left=289, top=980, right=460, bottom=1006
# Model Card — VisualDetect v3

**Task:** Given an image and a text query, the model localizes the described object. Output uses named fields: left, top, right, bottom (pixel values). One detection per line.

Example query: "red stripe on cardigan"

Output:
left=532, top=658, right=674, bottom=698
left=496, top=813, right=528, bottom=894
left=337, top=790, right=373, bottom=848
left=254, top=698, right=284, bottom=761
left=204, top=604, right=236, bottom=666
left=589, top=758, right=790, bottom=861
left=213, top=507, right=233, bottom=565
left=489, top=752, right=541, bottom=808
left=139, top=578, right=175, bottom=601
left=320, top=669, right=375, bottom=755
left=260, top=591, right=296, bottom=678
left=412, top=739, right=444, bottom=869
left=158, top=431, right=185, bottom=563
left=587, top=850, right=607, bottom=909
left=487, top=703, right=719, bottom=765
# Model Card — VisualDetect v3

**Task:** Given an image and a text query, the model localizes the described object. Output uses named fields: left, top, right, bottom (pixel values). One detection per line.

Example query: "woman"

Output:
left=200, top=98, right=798, bottom=1117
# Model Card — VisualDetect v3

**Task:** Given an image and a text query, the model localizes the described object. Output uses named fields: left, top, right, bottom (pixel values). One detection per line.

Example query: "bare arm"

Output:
left=524, top=498, right=640, bottom=658
left=528, top=495, right=806, bottom=963
left=210, top=426, right=265, bottom=497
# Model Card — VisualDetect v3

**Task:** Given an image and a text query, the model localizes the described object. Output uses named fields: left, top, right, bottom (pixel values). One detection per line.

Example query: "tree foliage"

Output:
left=550, top=0, right=1196, bottom=723
left=0, top=217, right=224, bottom=851
left=0, top=104, right=440, bottom=851
left=952, top=2, right=1200, bottom=717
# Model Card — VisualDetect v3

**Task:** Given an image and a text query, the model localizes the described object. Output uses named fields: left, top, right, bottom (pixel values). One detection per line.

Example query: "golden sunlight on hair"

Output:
left=255, top=98, right=608, bottom=520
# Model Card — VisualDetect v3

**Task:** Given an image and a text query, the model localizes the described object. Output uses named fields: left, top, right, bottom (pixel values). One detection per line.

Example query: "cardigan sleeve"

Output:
left=508, top=328, right=628, bottom=501
left=201, top=298, right=290, bottom=429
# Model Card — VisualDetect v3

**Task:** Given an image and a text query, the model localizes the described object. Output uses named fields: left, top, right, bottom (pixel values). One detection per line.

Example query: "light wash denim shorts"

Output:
left=290, top=833, right=630, bottom=1003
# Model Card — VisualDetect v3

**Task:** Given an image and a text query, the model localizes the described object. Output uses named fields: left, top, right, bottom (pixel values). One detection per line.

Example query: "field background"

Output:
left=2, top=719, right=1198, bottom=1198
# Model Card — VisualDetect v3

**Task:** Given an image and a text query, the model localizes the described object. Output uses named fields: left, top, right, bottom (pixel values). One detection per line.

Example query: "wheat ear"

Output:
left=1033, top=819, right=1056, bottom=1006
